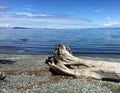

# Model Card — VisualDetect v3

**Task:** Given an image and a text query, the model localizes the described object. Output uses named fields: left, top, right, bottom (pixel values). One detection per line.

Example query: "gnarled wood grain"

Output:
left=45, top=44, right=120, bottom=81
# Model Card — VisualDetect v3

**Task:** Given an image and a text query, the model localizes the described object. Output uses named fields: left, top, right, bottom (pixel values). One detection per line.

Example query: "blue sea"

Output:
left=0, top=28, right=120, bottom=58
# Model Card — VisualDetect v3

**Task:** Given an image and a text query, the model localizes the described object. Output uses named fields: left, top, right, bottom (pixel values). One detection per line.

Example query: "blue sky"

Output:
left=0, top=0, right=120, bottom=29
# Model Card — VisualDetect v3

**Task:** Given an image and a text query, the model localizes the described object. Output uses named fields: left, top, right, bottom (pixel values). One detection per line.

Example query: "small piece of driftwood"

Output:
left=46, top=44, right=120, bottom=82
left=0, top=72, right=6, bottom=80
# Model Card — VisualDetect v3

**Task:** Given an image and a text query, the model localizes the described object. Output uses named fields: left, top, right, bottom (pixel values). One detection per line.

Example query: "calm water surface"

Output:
left=0, top=28, right=120, bottom=57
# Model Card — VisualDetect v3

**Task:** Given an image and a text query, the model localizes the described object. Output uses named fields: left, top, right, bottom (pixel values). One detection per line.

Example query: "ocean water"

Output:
left=0, top=28, right=120, bottom=58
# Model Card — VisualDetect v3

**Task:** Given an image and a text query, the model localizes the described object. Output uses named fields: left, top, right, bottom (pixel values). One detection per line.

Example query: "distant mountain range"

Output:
left=1, top=26, right=120, bottom=30
left=0, top=27, right=30, bottom=29
left=12, top=27, right=30, bottom=29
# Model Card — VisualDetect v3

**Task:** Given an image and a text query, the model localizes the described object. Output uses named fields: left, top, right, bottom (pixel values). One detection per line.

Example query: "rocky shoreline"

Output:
left=0, top=54, right=120, bottom=93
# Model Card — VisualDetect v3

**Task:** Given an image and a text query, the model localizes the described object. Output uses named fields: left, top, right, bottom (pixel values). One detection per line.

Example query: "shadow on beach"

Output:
left=0, top=60, right=16, bottom=64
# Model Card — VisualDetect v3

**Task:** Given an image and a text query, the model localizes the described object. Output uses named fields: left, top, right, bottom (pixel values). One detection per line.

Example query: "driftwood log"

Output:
left=45, top=44, right=120, bottom=81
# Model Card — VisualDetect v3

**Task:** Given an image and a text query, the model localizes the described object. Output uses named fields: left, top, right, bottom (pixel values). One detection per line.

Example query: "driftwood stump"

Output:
left=45, top=44, right=120, bottom=82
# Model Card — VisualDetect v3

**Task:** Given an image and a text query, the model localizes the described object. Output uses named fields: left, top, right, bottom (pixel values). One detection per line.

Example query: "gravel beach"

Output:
left=0, top=54, right=120, bottom=93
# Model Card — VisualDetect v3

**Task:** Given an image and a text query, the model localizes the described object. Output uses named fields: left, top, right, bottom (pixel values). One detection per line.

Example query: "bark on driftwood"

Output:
left=45, top=44, right=120, bottom=82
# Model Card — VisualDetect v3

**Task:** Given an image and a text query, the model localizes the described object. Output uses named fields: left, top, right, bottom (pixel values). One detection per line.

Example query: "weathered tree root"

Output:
left=45, top=44, right=120, bottom=82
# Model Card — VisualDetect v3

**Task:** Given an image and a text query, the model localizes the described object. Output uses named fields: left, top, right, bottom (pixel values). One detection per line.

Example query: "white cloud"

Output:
left=22, top=7, right=33, bottom=11
left=21, top=4, right=35, bottom=12
left=91, top=8, right=104, bottom=13
left=0, top=12, right=92, bottom=28
left=0, top=23, right=11, bottom=27
left=0, top=5, right=10, bottom=12
left=15, top=12, right=54, bottom=17
left=103, top=22, right=120, bottom=27
left=106, top=17, right=111, bottom=20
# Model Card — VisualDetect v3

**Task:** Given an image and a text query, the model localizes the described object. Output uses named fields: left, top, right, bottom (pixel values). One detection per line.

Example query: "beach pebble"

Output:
left=0, top=54, right=119, bottom=93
